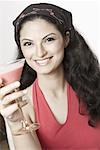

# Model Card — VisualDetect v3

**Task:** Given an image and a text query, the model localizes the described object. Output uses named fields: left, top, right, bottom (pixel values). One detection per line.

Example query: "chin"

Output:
left=35, top=68, right=54, bottom=75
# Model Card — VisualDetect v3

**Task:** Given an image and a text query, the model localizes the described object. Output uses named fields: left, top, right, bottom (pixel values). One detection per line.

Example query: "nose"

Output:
left=36, top=44, right=47, bottom=58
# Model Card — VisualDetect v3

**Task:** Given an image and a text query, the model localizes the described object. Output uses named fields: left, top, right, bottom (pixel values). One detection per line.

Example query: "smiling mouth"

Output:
left=35, top=57, right=53, bottom=66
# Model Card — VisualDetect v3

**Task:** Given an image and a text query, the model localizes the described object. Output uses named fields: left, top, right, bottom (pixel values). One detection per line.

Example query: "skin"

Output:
left=0, top=18, right=69, bottom=122
left=0, top=18, right=69, bottom=149
left=20, top=18, right=69, bottom=124
left=20, top=18, right=66, bottom=75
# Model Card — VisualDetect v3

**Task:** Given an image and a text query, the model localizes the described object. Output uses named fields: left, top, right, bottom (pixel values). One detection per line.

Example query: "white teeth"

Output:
left=36, top=58, right=50, bottom=66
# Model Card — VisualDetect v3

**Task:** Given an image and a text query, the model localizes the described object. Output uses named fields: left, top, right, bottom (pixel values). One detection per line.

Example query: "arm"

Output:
left=13, top=132, right=42, bottom=150
left=10, top=85, right=42, bottom=150
left=12, top=86, right=42, bottom=150
left=0, top=81, right=42, bottom=150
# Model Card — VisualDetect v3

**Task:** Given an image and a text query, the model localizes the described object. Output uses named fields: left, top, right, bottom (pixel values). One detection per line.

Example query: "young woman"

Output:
left=0, top=3, right=100, bottom=150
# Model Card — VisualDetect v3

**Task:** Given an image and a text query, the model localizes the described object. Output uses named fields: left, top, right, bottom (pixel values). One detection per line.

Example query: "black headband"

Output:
left=13, top=3, right=75, bottom=46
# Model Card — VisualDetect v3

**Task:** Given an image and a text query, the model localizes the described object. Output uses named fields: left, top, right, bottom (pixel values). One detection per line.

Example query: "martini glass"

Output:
left=0, top=58, right=39, bottom=135
left=0, top=58, right=25, bottom=85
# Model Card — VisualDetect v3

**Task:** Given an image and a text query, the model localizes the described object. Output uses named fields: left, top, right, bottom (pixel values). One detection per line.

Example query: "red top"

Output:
left=32, top=79, right=100, bottom=150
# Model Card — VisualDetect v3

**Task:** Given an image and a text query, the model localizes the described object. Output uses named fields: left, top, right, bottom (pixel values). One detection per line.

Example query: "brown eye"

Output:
left=23, top=42, right=33, bottom=46
left=46, top=37, right=55, bottom=42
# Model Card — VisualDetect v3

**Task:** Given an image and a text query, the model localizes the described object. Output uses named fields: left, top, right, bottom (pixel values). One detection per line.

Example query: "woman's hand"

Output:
left=0, top=79, right=39, bottom=135
left=0, top=80, right=26, bottom=116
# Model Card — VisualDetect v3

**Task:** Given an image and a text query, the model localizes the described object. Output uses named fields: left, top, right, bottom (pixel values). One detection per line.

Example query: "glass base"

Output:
left=13, top=120, right=40, bottom=136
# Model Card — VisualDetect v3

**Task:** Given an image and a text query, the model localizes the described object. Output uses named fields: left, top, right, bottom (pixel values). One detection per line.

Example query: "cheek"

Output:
left=53, top=43, right=65, bottom=54
left=54, top=42, right=65, bottom=59
left=21, top=49, right=33, bottom=59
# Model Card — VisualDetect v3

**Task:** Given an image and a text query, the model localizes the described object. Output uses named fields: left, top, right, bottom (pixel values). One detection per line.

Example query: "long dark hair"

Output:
left=15, top=14, right=100, bottom=127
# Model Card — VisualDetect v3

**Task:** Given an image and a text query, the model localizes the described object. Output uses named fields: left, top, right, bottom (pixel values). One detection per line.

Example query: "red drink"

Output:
left=0, top=58, right=39, bottom=136
left=0, top=58, right=25, bottom=84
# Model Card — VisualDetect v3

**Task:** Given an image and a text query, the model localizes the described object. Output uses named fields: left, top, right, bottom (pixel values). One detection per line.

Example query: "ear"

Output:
left=64, top=31, right=70, bottom=48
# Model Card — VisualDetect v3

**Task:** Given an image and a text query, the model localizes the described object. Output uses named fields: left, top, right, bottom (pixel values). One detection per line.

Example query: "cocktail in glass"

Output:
left=0, top=58, right=39, bottom=135
left=0, top=58, right=24, bottom=84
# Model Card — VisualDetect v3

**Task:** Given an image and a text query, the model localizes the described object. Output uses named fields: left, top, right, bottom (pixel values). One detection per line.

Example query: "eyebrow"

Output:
left=21, top=33, right=56, bottom=42
left=42, top=33, right=56, bottom=40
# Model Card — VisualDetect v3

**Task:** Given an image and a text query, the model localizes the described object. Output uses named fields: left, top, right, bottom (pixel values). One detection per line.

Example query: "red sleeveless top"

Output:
left=32, top=79, right=100, bottom=150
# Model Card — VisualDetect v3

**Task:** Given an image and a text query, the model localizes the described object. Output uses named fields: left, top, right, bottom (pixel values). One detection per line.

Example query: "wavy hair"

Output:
left=14, top=15, right=100, bottom=127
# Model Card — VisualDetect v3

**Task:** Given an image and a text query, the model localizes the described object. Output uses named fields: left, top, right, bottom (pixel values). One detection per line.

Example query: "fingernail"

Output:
left=12, top=81, right=20, bottom=88
left=23, top=89, right=28, bottom=94
left=15, top=81, right=20, bottom=86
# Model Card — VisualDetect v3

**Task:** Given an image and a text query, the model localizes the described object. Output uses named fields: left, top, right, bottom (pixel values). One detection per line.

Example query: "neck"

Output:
left=37, top=65, right=66, bottom=95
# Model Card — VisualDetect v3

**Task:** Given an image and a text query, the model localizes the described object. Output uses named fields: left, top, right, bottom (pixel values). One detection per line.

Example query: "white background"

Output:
left=0, top=1, right=99, bottom=149
left=0, top=0, right=100, bottom=63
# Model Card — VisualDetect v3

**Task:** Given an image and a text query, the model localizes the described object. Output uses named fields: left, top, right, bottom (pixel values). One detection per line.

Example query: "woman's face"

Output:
left=20, top=18, right=67, bottom=75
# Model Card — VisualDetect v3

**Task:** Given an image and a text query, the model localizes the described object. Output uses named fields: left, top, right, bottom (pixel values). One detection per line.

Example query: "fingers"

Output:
left=0, top=80, right=28, bottom=121
left=2, top=89, right=27, bottom=105
left=0, top=103, right=18, bottom=118
left=0, top=81, right=20, bottom=99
